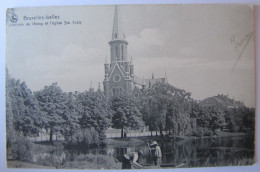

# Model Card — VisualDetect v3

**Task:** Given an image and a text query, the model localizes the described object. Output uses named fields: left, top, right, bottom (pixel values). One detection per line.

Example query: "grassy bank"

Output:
left=105, top=137, right=150, bottom=146
left=7, top=139, right=122, bottom=169
left=8, top=154, right=122, bottom=169
left=216, top=131, right=247, bottom=137
left=167, top=131, right=247, bottom=140
left=104, top=131, right=247, bottom=147
left=61, top=154, right=121, bottom=169
left=7, top=160, right=55, bottom=169
left=7, top=131, right=249, bottom=169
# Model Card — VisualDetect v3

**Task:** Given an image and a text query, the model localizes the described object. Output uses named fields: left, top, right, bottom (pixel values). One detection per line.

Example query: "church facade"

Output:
left=97, top=6, right=167, bottom=100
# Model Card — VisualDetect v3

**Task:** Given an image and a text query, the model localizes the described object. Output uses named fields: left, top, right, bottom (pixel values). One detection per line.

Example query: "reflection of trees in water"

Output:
left=159, top=136, right=254, bottom=167
left=63, top=136, right=254, bottom=167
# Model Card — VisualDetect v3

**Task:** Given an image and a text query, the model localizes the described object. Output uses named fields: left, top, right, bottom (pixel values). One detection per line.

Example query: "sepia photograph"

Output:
left=5, top=4, right=255, bottom=170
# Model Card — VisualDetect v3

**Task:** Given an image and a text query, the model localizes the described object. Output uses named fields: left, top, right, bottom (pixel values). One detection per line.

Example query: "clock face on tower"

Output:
left=113, top=74, right=121, bottom=82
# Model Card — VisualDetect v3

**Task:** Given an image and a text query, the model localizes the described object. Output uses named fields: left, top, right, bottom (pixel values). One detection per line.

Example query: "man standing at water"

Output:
left=149, top=141, right=162, bottom=166
left=122, top=150, right=143, bottom=169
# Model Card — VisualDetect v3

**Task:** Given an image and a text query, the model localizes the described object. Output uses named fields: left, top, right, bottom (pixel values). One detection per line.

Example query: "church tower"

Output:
left=101, top=5, right=165, bottom=100
left=103, top=6, right=138, bottom=100
left=110, top=6, right=128, bottom=63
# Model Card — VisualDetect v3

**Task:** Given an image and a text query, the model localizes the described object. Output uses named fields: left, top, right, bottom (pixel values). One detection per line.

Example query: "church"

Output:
left=97, top=6, right=167, bottom=100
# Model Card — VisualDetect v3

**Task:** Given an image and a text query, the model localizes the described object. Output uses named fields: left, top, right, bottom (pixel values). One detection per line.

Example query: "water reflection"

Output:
left=66, top=136, right=254, bottom=167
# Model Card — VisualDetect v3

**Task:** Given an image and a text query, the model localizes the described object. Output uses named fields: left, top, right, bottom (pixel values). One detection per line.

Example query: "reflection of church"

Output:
left=97, top=6, right=167, bottom=100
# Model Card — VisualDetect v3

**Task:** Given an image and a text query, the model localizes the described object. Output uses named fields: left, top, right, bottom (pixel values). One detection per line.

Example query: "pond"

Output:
left=65, top=135, right=255, bottom=168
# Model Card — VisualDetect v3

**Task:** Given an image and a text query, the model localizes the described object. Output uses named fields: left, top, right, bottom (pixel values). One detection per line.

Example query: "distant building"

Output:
left=98, top=6, right=166, bottom=100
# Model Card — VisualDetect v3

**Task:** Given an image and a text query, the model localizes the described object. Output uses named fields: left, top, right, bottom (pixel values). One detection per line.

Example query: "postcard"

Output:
left=5, top=4, right=255, bottom=169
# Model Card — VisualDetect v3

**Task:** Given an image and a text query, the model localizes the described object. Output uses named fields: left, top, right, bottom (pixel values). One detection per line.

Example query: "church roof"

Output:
left=144, top=78, right=166, bottom=86
left=112, top=6, right=125, bottom=40
left=97, top=85, right=106, bottom=99
left=133, top=75, right=144, bottom=86
left=130, top=84, right=143, bottom=96
left=108, top=62, right=126, bottom=79
left=134, top=75, right=166, bottom=87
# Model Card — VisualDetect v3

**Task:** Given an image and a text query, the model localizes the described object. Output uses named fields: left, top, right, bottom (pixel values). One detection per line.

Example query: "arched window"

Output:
left=112, top=87, right=116, bottom=96
left=115, top=46, right=119, bottom=60
left=116, top=87, right=119, bottom=95
left=111, top=86, right=123, bottom=97
left=121, top=45, right=124, bottom=60
left=119, top=87, right=123, bottom=95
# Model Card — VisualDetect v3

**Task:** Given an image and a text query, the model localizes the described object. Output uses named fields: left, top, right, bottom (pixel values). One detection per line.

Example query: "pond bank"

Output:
left=104, top=131, right=247, bottom=147
left=8, top=154, right=122, bottom=169
left=7, top=131, right=250, bottom=169
left=105, top=137, right=150, bottom=146
left=7, top=160, right=55, bottom=169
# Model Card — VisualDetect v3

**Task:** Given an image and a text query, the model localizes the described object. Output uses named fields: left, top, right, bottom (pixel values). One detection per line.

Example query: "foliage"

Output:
left=64, top=128, right=100, bottom=147
left=6, top=72, right=112, bottom=147
left=141, top=82, right=194, bottom=136
left=141, top=83, right=255, bottom=137
left=200, top=95, right=255, bottom=133
left=63, top=92, right=80, bottom=141
left=241, top=108, right=255, bottom=134
left=7, top=135, right=33, bottom=161
left=32, top=143, right=66, bottom=168
left=61, top=154, right=121, bottom=169
left=191, top=127, right=213, bottom=137
left=110, top=96, right=144, bottom=138
left=6, top=70, right=255, bottom=149
left=34, top=83, right=77, bottom=142
left=6, top=71, right=43, bottom=137
left=75, top=91, right=112, bottom=141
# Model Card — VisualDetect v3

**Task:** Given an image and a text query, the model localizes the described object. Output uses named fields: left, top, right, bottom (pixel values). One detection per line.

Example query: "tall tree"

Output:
left=6, top=71, right=43, bottom=137
left=111, top=96, right=144, bottom=138
left=142, top=82, right=193, bottom=136
left=241, top=107, right=255, bottom=134
left=75, top=91, right=112, bottom=139
left=63, top=92, right=80, bottom=141
left=34, top=83, right=71, bottom=143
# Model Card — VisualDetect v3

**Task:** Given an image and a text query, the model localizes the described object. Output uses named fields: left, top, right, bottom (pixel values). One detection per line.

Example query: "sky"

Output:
left=6, top=4, right=255, bottom=107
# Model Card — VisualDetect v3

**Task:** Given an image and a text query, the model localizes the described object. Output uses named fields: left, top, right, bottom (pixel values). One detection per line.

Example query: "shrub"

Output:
left=204, top=129, right=214, bottom=136
left=61, top=154, right=121, bottom=169
left=7, top=135, right=33, bottom=161
left=32, top=150, right=66, bottom=167
left=64, top=128, right=100, bottom=147
left=191, top=127, right=214, bottom=137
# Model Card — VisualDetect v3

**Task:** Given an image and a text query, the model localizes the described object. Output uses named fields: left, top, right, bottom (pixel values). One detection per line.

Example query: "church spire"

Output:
left=109, top=5, right=128, bottom=64
left=164, top=71, right=168, bottom=83
left=105, top=55, right=108, bottom=64
left=112, top=5, right=125, bottom=40
left=130, top=56, right=133, bottom=64
left=89, top=80, right=94, bottom=92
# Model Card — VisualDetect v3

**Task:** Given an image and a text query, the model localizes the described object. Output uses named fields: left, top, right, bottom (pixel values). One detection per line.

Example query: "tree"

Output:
left=63, top=92, right=80, bottom=141
left=75, top=91, right=112, bottom=141
left=111, top=96, right=144, bottom=138
left=199, top=94, right=248, bottom=133
left=6, top=71, right=15, bottom=139
left=34, top=83, right=71, bottom=143
left=6, top=71, right=43, bottom=137
left=207, top=108, right=225, bottom=132
left=241, top=107, right=255, bottom=135
left=141, top=82, right=193, bottom=137
left=141, top=83, right=169, bottom=137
